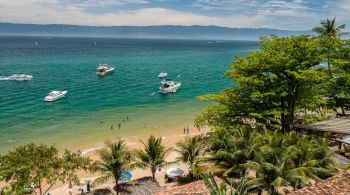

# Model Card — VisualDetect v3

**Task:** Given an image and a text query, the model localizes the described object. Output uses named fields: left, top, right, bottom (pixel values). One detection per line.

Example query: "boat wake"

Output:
left=0, top=76, right=10, bottom=81
left=176, top=74, right=182, bottom=78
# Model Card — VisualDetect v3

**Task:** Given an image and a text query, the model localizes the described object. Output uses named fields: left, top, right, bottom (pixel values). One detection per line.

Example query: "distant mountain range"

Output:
left=0, top=23, right=311, bottom=40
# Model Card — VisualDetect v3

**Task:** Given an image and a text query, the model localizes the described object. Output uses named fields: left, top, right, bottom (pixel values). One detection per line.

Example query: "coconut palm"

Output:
left=312, top=17, right=348, bottom=76
left=135, top=135, right=172, bottom=180
left=202, top=173, right=249, bottom=195
left=93, top=140, right=135, bottom=195
left=208, top=127, right=260, bottom=178
left=176, top=136, right=202, bottom=181
left=312, top=17, right=347, bottom=37
left=245, top=131, right=335, bottom=193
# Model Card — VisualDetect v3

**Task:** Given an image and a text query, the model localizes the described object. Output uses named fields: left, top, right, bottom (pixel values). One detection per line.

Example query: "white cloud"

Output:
left=0, top=0, right=348, bottom=30
left=0, top=0, right=268, bottom=27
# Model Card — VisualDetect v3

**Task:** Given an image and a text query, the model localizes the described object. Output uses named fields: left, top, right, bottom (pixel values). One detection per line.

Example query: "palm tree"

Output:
left=176, top=136, right=202, bottom=181
left=313, top=17, right=348, bottom=76
left=245, top=131, right=335, bottom=193
left=93, top=140, right=135, bottom=195
left=202, top=173, right=249, bottom=195
left=208, top=127, right=260, bottom=178
left=135, top=135, right=172, bottom=180
left=312, top=17, right=346, bottom=37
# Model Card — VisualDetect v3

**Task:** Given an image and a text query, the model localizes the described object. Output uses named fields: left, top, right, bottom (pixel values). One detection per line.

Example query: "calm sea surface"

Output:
left=0, top=36, right=258, bottom=153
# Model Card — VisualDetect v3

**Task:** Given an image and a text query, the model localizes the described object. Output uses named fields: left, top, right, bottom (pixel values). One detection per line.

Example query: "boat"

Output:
left=158, top=72, right=168, bottom=78
left=159, top=79, right=181, bottom=93
left=7, top=73, right=33, bottom=81
left=44, top=91, right=67, bottom=102
left=96, top=64, right=114, bottom=76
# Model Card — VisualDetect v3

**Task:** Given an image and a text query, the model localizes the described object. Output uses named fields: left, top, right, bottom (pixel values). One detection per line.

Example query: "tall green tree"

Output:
left=0, top=144, right=60, bottom=195
left=197, top=35, right=330, bottom=132
left=93, top=140, right=135, bottom=195
left=326, top=39, right=350, bottom=113
left=176, top=136, right=202, bottom=181
left=0, top=144, right=91, bottom=195
left=135, top=135, right=171, bottom=180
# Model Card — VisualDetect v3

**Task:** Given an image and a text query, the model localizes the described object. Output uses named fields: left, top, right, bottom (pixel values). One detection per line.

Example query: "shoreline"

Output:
left=49, top=126, right=209, bottom=194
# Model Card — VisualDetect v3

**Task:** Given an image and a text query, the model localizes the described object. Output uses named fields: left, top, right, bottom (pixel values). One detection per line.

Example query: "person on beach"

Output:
left=111, top=125, right=113, bottom=130
left=118, top=123, right=121, bottom=129
left=186, top=126, right=189, bottom=134
left=183, top=127, right=186, bottom=134
left=86, top=181, right=91, bottom=192
left=127, top=116, right=129, bottom=121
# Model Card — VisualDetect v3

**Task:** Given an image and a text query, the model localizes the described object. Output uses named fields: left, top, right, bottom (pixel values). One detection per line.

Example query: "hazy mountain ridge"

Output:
left=0, top=23, right=311, bottom=40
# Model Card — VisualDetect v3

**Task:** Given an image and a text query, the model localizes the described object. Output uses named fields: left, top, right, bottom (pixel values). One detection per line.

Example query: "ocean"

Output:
left=0, top=36, right=258, bottom=153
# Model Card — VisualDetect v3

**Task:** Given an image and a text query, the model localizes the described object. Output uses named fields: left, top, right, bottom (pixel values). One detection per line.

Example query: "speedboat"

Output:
left=8, top=73, right=33, bottom=81
left=159, top=79, right=181, bottom=93
left=158, top=72, right=168, bottom=78
left=96, top=64, right=114, bottom=76
left=44, top=91, right=67, bottom=102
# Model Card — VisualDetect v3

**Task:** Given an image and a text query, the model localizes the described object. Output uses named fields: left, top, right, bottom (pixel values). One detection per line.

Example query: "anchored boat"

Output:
left=44, top=91, right=67, bottom=102
left=96, top=64, right=114, bottom=76
left=159, top=79, right=181, bottom=93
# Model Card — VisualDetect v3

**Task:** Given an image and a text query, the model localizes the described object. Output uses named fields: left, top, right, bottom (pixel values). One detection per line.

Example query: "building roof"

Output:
left=155, top=177, right=223, bottom=195
left=290, top=170, right=350, bottom=195
left=295, top=117, right=350, bottom=134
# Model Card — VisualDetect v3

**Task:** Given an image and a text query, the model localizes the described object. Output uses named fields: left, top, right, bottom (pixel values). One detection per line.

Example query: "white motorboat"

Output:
left=158, top=72, right=168, bottom=78
left=159, top=79, right=181, bottom=93
left=44, top=91, right=67, bottom=102
left=96, top=64, right=114, bottom=76
left=6, top=73, right=33, bottom=81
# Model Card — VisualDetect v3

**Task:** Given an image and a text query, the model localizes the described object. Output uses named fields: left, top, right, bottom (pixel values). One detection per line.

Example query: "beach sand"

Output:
left=48, top=125, right=209, bottom=195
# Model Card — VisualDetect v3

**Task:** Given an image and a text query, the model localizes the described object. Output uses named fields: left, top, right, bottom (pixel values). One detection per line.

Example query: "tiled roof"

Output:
left=290, top=170, right=350, bottom=195
left=155, top=177, right=223, bottom=195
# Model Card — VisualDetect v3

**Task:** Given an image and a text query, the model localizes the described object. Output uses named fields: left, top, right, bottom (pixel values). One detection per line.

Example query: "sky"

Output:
left=0, top=0, right=349, bottom=30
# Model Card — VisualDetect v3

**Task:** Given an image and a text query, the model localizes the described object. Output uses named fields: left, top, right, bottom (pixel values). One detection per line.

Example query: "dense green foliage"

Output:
left=0, top=144, right=90, bottom=195
left=197, top=18, right=348, bottom=194
left=203, top=127, right=336, bottom=194
left=196, top=34, right=350, bottom=131
left=135, top=135, right=171, bottom=180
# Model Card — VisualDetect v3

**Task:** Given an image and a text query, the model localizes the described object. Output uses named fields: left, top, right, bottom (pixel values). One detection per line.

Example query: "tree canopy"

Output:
left=0, top=143, right=91, bottom=195
left=196, top=34, right=350, bottom=131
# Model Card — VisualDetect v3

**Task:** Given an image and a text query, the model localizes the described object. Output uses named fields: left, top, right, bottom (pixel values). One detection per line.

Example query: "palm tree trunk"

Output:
left=152, top=168, right=156, bottom=180
left=114, top=175, right=119, bottom=195
left=115, top=178, right=119, bottom=195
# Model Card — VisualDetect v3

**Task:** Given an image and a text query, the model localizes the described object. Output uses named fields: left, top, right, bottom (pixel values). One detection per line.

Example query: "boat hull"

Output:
left=159, top=83, right=181, bottom=93
left=44, top=91, right=67, bottom=102
left=96, top=67, right=114, bottom=76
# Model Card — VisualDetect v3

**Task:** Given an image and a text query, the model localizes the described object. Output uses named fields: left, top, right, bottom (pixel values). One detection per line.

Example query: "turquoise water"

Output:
left=0, top=36, right=258, bottom=153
